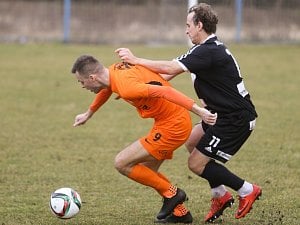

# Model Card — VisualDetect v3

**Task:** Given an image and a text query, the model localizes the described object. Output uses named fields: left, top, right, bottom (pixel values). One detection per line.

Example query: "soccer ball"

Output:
left=49, top=187, right=82, bottom=219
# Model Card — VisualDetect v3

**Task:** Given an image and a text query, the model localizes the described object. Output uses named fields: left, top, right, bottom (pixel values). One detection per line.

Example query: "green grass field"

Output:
left=0, top=43, right=299, bottom=225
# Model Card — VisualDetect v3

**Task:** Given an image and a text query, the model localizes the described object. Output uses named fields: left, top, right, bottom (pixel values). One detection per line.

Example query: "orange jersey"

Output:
left=89, top=63, right=193, bottom=160
left=90, top=63, right=194, bottom=122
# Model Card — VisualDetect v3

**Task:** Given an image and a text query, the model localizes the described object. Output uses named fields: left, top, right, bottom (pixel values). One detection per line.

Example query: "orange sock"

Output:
left=158, top=172, right=189, bottom=216
left=173, top=203, right=189, bottom=217
left=157, top=172, right=170, bottom=183
left=128, top=164, right=176, bottom=198
left=157, top=172, right=177, bottom=197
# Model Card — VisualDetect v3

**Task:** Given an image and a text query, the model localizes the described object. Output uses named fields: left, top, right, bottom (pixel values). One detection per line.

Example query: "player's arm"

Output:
left=159, top=73, right=179, bottom=81
left=73, top=88, right=112, bottom=127
left=89, top=88, right=112, bottom=112
left=148, top=85, right=217, bottom=125
left=115, top=48, right=184, bottom=76
left=117, top=75, right=217, bottom=125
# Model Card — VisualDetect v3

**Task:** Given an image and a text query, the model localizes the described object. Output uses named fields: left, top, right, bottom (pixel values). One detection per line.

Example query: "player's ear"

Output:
left=197, top=21, right=203, bottom=31
left=89, top=74, right=96, bottom=80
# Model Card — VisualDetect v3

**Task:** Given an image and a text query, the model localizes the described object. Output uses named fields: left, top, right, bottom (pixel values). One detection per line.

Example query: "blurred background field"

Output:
left=0, top=0, right=300, bottom=44
left=0, top=0, right=300, bottom=224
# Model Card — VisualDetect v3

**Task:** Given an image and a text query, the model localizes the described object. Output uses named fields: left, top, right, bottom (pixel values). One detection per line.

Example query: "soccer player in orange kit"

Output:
left=71, top=54, right=217, bottom=223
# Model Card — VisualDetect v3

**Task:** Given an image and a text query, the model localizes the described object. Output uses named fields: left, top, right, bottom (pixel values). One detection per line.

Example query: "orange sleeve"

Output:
left=89, top=88, right=113, bottom=112
left=147, top=85, right=195, bottom=110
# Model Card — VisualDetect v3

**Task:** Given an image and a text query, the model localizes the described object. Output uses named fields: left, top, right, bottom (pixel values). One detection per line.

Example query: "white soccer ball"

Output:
left=50, top=187, right=82, bottom=219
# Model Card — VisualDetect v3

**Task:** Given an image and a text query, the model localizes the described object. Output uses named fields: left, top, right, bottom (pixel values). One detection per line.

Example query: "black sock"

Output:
left=200, top=160, right=244, bottom=191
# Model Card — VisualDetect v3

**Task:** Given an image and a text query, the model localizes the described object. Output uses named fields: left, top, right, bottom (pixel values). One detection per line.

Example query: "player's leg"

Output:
left=188, top=150, right=235, bottom=222
left=185, top=122, right=205, bottom=153
left=188, top=113, right=261, bottom=222
left=144, top=117, right=192, bottom=220
left=114, top=140, right=187, bottom=220
left=116, top=112, right=192, bottom=221
left=192, top=153, right=261, bottom=221
left=154, top=172, right=193, bottom=224
left=114, top=139, right=185, bottom=199
left=114, top=140, right=160, bottom=176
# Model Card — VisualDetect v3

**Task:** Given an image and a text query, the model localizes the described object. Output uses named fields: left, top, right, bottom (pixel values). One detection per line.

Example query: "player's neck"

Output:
left=98, top=67, right=110, bottom=87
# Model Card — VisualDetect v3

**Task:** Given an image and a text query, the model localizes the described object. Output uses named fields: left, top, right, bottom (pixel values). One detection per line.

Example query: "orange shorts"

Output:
left=139, top=111, right=192, bottom=160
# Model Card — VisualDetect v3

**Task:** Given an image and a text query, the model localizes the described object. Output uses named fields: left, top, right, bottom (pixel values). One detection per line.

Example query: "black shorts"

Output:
left=196, top=110, right=256, bottom=163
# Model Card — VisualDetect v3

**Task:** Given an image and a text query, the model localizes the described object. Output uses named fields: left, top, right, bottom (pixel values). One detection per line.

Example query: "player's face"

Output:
left=186, top=12, right=201, bottom=44
left=75, top=72, right=101, bottom=94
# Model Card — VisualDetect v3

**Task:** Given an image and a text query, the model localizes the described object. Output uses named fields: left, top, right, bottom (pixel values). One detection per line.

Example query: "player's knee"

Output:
left=114, top=154, right=127, bottom=175
left=188, top=155, right=206, bottom=175
left=185, top=140, right=195, bottom=153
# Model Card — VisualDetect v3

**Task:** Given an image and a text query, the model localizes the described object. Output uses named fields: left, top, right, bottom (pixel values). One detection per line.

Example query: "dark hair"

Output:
left=188, top=3, right=218, bottom=34
left=71, top=55, right=103, bottom=78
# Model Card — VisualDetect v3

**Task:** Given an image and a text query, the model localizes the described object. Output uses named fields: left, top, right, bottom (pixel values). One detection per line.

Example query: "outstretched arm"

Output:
left=73, top=109, right=94, bottom=127
left=115, top=48, right=184, bottom=77
left=148, top=85, right=217, bottom=125
left=159, top=73, right=179, bottom=81
left=73, top=88, right=112, bottom=127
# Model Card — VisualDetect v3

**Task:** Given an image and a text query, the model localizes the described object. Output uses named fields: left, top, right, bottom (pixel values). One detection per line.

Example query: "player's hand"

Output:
left=192, top=104, right=217, bottom=125
left=73, top=111, right=92, bottom=127
left=115, top=48, right=138, bottom=64
left=202, top=110, right=217, bottom=125
left=200, top=108, right=217, bottom=125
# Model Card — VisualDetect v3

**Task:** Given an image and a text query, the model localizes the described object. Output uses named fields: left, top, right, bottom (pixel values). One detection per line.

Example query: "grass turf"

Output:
left=0, top=43, right=299, bottom=224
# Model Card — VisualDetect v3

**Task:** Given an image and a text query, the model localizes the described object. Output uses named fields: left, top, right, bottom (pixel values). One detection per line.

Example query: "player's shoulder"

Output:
left=191, top=41, right=215, bottom=54
left=111, top=62, right=135, bottom=71
left=111, top=63, right=151, bottom=75
left=110, top=62, right=139, bottom=77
